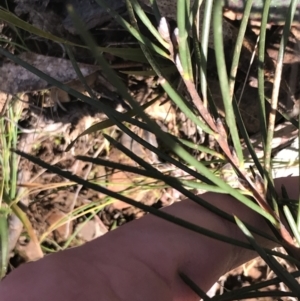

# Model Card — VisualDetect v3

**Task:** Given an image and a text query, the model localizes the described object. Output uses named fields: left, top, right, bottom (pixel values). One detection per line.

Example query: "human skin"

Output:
left=0, top=176, right=298, bottom=301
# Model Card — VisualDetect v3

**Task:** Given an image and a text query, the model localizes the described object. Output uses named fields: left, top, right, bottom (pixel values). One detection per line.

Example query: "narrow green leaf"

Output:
left=177, top=0, right=193, bottom=80
left=213, top=0, right=243, bottom=165
left=0, top=8, right=77, bottom=46
left=199, top=0, right=213, bottom=106
left=283, top=205, right=300, bottom=246
left=129, top=0, right=169, bottom=49
left=0, top=210, right=8, bottom=279
left=228, top=0, right=253, bottom=99
left=264, top=0, right=299, bottom=176
left=257, top=0, right=271, bottom=145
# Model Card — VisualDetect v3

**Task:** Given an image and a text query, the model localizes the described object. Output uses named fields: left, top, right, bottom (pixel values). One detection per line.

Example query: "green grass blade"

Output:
left=0, top=8, right=77, bottom=46
left=264, top=0, right=299, bottom=176
left=0, top=209, right=8, bottom=279
left=283, top=205, right=300, bottom=246
left=124, top=1, right=217, bottom=137
left=228, top=0, right=253, bottom=99
left=8, top=106, right=18, bottom=200
left=177, top=0, right=193, bottom=80
left=129, top=0, right=169, bottom=49
left=257, top=0, right=271, bottom=145
left=199, top=0, right=213, bottom=106
left=10, top=202, right=43, bottom=259
left=213, top=0, right=243, bottom=165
